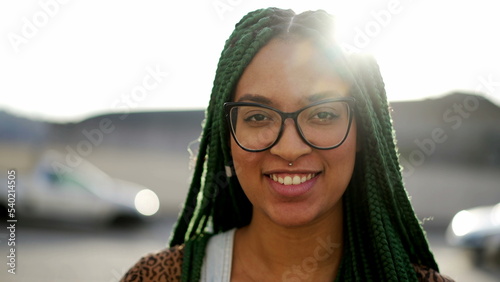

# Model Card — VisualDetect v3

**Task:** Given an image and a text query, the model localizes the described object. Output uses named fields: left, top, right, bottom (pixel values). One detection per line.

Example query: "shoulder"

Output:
left=120, top=244, right=185, bottom=282
left=413, top=264, right=455, bottom=282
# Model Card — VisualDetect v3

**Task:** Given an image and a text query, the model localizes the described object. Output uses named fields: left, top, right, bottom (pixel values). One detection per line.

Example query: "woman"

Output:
left=122, top=8, right=453, bottom=281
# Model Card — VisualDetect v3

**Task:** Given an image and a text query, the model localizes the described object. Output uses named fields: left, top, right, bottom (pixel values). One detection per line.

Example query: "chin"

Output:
left=266, top=204, right=325, bottom=228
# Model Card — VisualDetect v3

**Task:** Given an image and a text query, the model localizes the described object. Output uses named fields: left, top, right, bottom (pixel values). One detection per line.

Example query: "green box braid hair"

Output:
left=169, top=7, right=439, bottom=281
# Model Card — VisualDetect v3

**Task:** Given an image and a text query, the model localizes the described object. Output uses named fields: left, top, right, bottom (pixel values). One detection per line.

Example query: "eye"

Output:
left=302, top=101, right=348, bottom=126
left=308, top=108, right=339, bottom=124
left=240, top=108, right=276, bottom=127
left=313, top=111, right=338, bottom=120
left=244, top=113, right=269, bottom=122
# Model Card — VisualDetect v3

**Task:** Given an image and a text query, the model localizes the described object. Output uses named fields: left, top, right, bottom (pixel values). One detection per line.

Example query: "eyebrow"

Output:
left=237, top=91, right=344, bottom=105
left=236, top=94, right=273, bottom=105
left=307, top=91, right=344, bottom=102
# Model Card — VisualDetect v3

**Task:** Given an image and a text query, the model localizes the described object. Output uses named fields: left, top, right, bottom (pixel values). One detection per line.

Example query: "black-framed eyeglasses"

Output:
left=224, top=97, right=356, bottom=152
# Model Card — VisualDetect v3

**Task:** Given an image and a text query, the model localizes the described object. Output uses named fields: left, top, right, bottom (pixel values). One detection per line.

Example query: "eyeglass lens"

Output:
left=229, top=101, right=351, bottom=151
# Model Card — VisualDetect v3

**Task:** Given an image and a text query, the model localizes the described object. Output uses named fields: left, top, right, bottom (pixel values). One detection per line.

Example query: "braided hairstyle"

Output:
left=170, top=7, right=438, bottom=281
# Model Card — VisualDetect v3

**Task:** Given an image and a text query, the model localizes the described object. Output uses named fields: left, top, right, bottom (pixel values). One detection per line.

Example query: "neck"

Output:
left=233, top=203, right=343, bottom=281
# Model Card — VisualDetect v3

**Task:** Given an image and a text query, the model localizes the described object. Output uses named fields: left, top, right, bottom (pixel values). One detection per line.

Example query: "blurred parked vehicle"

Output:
left=446, top=203, right=500, bottom=265
left=1, top=151, right=160, bottom=227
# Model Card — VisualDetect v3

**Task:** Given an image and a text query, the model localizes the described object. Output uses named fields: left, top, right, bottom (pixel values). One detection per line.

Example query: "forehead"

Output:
left=233, top=38, right=350, bottom=107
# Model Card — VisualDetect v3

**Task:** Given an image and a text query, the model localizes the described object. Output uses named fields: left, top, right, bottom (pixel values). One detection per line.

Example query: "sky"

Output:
left=1, top=0, right=499, bottom=122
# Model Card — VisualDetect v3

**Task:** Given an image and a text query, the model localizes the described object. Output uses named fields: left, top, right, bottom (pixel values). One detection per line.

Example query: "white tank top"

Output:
left=200, top=228, right=236, bottom=282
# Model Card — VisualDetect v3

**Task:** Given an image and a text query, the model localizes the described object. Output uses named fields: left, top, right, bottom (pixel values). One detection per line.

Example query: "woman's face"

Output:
left=231, top=38, right=357, bottom=227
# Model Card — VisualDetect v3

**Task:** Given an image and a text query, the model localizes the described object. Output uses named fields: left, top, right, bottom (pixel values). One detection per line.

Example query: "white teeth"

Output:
left=270, top=173, right=316, bottom=185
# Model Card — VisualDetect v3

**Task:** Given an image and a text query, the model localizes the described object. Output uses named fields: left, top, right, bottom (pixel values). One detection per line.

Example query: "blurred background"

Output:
left=1, top=0, right=499, bottom=281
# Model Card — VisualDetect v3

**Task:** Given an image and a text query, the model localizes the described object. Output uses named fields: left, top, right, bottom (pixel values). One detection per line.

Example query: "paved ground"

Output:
left=426, top=228, right=500, bottom=282
left=1, top=216, right=499, bottom=282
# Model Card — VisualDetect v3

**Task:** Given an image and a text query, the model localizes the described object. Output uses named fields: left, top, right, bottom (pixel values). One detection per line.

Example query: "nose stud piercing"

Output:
left=289, top=162, right=293, bottom=166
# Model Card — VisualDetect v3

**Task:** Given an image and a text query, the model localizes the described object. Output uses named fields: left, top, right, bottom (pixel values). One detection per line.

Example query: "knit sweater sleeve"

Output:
left=120, top=245, right=184, bottom=282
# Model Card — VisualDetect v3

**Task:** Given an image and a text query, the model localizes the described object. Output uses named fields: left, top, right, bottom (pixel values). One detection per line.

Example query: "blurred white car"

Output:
left=1, top=151, right=160, bottom=227
left=446, top=203, right=500, bottom=265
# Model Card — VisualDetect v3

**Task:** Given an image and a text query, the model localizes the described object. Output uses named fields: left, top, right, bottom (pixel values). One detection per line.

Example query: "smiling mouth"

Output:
left=268, top=173, right=318, bottom=185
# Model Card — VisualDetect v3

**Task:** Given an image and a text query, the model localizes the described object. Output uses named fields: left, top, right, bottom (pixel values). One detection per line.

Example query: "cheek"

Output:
left=327, top=121, right=357, bottom=175
left=343, top=121, right=357, bottom=162
left=230, top=139, right=260, bottom=179
left=230, top=139, right=243, bottom=168
left=347, top=121, right=357, bottom=156
left=230, top=140, right=266, bottom=205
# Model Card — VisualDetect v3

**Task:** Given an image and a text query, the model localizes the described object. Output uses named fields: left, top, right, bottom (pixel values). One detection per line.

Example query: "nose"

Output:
left=269, top=118, right=312, bottom=162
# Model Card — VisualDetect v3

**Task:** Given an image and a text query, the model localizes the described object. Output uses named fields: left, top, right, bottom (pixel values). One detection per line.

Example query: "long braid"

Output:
left=343, top=57, right=404, bottom=281
left=341, top=54, right=439, bottom=280
left=364, top=57, right=433, bottom=270
left=170, top=7, right=438, bottom=280
left=169, top=115, right=211, bottom=245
